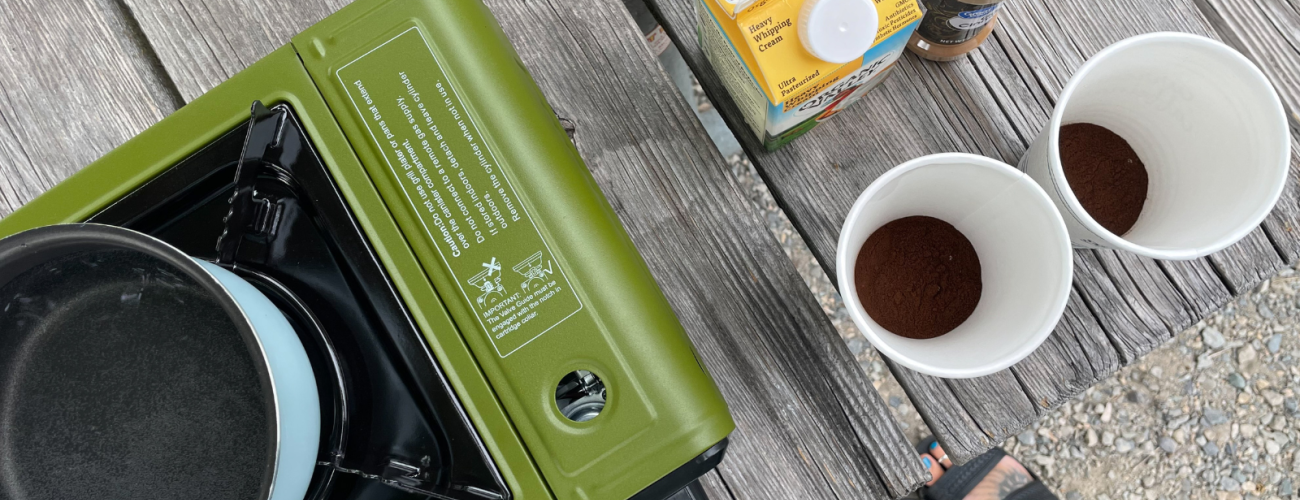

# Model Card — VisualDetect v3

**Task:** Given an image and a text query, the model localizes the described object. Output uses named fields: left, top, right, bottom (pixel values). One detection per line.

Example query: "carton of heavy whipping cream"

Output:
left=698, top=0, right=922, bottom=149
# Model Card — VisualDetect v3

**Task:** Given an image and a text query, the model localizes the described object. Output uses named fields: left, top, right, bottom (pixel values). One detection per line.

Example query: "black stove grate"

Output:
left=89, top=103, right=508, bottom=500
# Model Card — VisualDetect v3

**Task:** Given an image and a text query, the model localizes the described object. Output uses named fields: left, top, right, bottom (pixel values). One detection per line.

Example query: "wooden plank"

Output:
left=960, top=0, right=1288, bottom=349
left=1072, top=251, right=1169, bottom=363
left=647, top=0, right=1115, bottom=464
left=1161, top=258, right=1234, bottom=319
left=989, top=1, right=1289, bottom=296
left=1260, top=147, right=1300, bottom=264
left=988, top=0, right=1269, bottom=358
left=1013, top=290, right=1120, bottom=411
left=810, top=35, right=1079, bottom=460
left=946, top=372, right=1038, bottom=442
left=697, top=471, right=736, bottom=500
left=886, top=362, right=992, bottom=460
left=1193, top=0, right=1300, bottom=265
left=1100, top=252, right=1196, bottom=333
left=1210, top=229, right=1286, bottom=295
left=645, top=0, right=1281, bottom=464
left=0, top=0, right=180, bottom=217
left=986, top=0, right=1282, bottom=343
left=120, top=0, right=348, bottom=101
left=120, top=0, right=930, bottom=497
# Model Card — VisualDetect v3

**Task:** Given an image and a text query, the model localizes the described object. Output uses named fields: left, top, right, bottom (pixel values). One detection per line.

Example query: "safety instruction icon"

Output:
left=468, top=257, right=504, bottom=307
left=513, top=251, right=552, bottom=292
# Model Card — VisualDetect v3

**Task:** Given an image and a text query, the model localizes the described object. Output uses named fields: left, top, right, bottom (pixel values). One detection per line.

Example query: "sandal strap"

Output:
left=923, top=447, right=1006, bottom=500
left=1004, top=480, right=1058, bottom=500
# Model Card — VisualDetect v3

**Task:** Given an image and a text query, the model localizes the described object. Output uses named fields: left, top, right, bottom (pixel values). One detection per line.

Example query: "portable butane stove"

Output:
left=0, top=0, right=734, bottom=499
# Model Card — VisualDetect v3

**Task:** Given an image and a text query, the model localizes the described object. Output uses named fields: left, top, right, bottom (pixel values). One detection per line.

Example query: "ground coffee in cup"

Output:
left=854, top=216, right=982, bottom=339
left=1059, top=123, right=1149, bottom=235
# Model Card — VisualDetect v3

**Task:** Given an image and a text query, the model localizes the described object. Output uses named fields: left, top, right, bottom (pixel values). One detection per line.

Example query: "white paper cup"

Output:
left=1020, top=32, right=1290, bottom=260
left=837, top=153, right=1073, bottom=379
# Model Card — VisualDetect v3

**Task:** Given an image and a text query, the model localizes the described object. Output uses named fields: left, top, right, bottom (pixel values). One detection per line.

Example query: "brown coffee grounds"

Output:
left=1060, top=123, right=1149, bottom=235
left=854, top=216, right=982, bottom=340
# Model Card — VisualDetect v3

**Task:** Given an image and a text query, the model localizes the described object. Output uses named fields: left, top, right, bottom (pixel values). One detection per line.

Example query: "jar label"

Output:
left=917, top=0, right=1001, bottom=46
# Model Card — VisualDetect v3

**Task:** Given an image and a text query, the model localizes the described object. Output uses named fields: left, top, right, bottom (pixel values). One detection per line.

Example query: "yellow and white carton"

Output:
left=698, top=0, right=923, bottom=149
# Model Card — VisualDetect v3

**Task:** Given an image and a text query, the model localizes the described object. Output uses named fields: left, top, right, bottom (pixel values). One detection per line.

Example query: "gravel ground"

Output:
left=723, top=151, right=1300, bottom=499
left=1004, top=279, right=1300, bottom=500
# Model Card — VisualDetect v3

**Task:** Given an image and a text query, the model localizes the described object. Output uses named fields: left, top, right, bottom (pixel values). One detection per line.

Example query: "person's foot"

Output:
left=919, top=442, right=1035, bottom=500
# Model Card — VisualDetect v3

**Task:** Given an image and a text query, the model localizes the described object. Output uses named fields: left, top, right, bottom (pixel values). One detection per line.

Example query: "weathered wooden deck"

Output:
left=645, top=0, right=1300, bottom=470
left=0, top=0, right=1297, bottom=499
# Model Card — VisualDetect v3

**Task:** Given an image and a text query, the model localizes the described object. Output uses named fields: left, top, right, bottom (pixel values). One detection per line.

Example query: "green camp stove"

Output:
left=0, top=0, right=734, bottom=499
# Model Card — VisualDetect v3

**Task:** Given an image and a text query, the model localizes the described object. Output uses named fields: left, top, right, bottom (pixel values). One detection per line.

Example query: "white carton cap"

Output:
left=716, top=0, right=759, bottom=15
left=798, top=0, right=879, bottom=64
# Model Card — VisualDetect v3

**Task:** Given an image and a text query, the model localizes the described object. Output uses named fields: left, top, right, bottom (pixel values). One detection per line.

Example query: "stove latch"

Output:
left=217, top=100, right=287, bottom=266
left=380, top=457, right=505, bottom=499
left=380, top=457, right=429, bottom=491
left=247, top=193, right=283, bottom=237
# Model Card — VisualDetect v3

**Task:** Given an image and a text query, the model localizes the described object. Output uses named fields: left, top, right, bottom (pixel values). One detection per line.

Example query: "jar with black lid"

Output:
left=907, top=0, right=1003, bottom=61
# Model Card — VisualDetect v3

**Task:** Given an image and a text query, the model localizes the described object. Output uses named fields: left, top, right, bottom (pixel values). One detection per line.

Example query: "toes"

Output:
left=920, top=453, right=945, bottom=486
left=928, top=441, right=953, bottom=469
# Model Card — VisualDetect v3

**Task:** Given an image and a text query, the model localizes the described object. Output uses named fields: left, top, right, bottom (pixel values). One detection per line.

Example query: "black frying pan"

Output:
left=0, top=224, right=319, bottom=500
